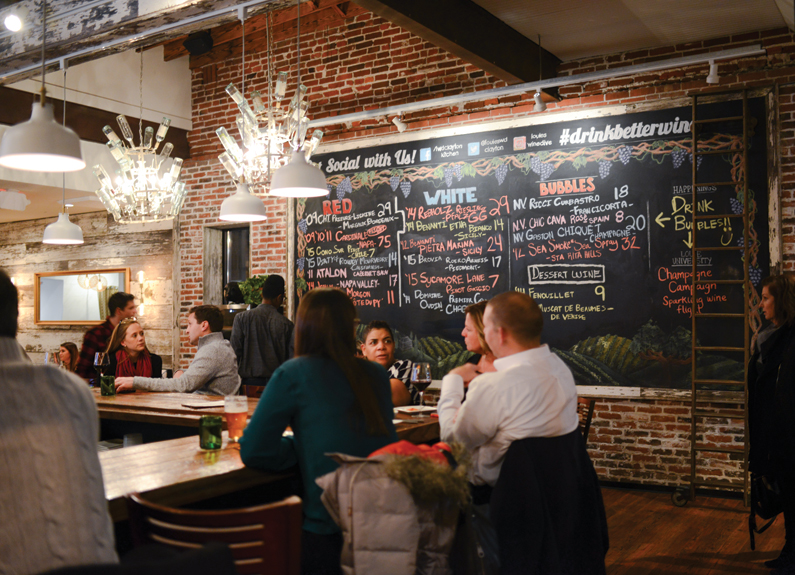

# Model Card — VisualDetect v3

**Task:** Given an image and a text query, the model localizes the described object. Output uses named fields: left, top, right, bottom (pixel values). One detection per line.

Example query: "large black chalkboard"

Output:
left=293, top=98, right=769, bottom=389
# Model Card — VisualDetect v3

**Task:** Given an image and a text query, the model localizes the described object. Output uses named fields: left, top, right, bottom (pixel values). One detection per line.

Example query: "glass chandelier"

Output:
left=91, top=51, right=186, bottom=223
left=216, top=8, right=324, bottom=196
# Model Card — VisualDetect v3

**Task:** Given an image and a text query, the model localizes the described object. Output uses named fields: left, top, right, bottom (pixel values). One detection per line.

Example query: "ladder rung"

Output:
left=693, top=115, right=744, bottom=124
left=693, top=379, right=746, bottom=386
left=694, top=313, right=745, bottom=318
left=694, top=445, right=745, bottom=454
left=690, top=479, right=745, bottom=490
left=694, top=148, right=745, bottom=156
left=694, top=346, right=745, bottom=352
left=694, top=410, right=744, bottom=419
left=692, top=246, right=743, bottom=251
left=693, top=213, right=745, bottom=220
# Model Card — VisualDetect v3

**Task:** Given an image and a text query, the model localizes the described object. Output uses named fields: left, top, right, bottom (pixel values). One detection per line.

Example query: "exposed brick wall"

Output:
left=178, top=7, right=795, bottom=488
left=588, top=399, right=745, bottom=486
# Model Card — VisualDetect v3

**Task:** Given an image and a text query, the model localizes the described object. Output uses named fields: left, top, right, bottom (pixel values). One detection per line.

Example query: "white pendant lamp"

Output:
left=270, top=150, right=329, bottom=198
left=43, top=64, right=84, bottom=244
left=269, top=0, right=328, bottom=198
left=219, top=182, right=268, bottom=222
left=0, top=0, right=85, bottom=173
left=43, top=212, right=84, bottom=244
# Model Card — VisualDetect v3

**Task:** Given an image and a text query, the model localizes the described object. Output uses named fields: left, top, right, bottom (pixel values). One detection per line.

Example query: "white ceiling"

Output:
left=0, top=0, right=791, bottom=225
left=472, top=0, right=789, bottom=61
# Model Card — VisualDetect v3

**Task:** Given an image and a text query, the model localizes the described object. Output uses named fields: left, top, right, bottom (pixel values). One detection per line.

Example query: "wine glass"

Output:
left=93, top=352, right=109, bottom=386
left=410, top=362, right=433, bottom=408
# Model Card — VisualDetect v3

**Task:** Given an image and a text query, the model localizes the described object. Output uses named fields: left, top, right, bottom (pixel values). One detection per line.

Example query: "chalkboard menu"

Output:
left=293, top=98, right=769, bottom=389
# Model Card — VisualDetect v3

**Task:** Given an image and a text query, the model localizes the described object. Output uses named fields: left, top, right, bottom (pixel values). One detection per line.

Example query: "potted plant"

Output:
left=238, top=274, right=270, bottom=307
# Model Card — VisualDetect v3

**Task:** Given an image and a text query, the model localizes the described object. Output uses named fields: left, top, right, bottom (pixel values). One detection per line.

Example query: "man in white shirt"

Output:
left=438, top=291, right=579, bottom=487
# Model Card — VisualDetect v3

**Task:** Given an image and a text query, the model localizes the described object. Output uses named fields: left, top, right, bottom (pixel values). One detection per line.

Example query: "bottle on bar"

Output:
left=106, top=140, right=128, bottom=166
left=159, top=142, right=174, bottom=163
left=93, top=164, right=114, bottom=191
left=304, top=129, right=323, bottom=159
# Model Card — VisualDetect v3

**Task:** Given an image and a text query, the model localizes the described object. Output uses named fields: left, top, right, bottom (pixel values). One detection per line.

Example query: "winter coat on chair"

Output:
left=317, top=452, right=460, bottom=575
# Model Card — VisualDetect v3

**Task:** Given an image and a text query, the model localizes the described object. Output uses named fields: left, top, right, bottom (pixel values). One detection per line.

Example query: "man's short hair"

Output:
left=487, top=291, right=544, bottom=345
left=0, top=269, right=18, bottom=338
left=362, top=320, right=393, bottom=341
left=108, top=292, right=135, bottom=316
left=261, top=275, right=286, bottom=301
left=188, top=305, right=224, bottom=333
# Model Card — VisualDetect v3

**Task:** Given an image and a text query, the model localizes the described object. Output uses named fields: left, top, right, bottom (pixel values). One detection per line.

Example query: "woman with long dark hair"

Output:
left=749, top=274, right=795, bottom=570
left=240, top=288, right=397, bottom=574
left=105, top=318, right=162, bottom=379
left=58, top=342, right=79, bottom=372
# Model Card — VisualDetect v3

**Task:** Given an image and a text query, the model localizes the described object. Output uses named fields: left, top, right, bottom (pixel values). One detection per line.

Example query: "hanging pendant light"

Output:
left=43, top=62, right=84, bottom=245
left=92, top=50, right=185, bottom=223
left=0, top=0, right=85, bottom=172
left=269, top=0, right=327, bottom=198
left=219, top=180, right=268, bottom=221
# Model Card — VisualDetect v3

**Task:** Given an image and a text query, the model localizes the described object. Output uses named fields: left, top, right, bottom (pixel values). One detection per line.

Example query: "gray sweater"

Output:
left=133, top=332, right=241, bottom=395
left=0, top=337, right=118, bottom=574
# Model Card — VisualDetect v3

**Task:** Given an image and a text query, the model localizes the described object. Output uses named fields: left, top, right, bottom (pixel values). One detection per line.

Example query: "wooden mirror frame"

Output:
left=34, top=268, right=131, bottom=326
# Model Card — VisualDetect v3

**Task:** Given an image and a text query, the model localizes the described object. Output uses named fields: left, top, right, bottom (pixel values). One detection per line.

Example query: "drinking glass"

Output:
left=224, top=396, right=248, bottom=442
left=410, top=362, right=433, bottom=407
left=93, top=352, right=109, bottom=387
left=200, top=415, right=223, bottom=450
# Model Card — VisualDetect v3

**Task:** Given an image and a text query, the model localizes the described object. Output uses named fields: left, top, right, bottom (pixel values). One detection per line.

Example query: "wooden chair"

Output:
left=577, top=397, right=596, bottom=443
left=126, top=493, right=302, bottom=575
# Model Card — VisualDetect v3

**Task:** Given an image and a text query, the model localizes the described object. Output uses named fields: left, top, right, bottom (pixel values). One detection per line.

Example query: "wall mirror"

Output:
left=35, top=268, right=130, bottom=325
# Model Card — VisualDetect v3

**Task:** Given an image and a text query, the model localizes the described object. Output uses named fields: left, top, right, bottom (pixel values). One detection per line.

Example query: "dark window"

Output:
left=222, top=227, right=249, bottom=294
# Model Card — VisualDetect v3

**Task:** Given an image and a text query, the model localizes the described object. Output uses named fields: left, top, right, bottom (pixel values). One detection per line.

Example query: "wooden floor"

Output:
left=604, top=487, right=785, bottom=574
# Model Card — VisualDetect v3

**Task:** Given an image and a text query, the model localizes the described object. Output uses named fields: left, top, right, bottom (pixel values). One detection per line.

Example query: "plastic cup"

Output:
left=224, top=396, right=248, bottom=442
left=199, top=415, right=223, bottom=450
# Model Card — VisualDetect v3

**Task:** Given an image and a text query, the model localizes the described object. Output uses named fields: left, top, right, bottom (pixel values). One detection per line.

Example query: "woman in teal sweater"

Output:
left=240, top=288, right=397, bottom=574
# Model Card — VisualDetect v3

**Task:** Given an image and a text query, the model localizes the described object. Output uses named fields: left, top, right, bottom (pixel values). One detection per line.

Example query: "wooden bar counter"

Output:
left=97, top=391, right=440, bottom=521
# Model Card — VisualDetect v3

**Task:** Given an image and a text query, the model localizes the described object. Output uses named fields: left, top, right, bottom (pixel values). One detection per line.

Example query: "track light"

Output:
left=706, top=60, right=719, bottom=84
left=534, top=91, right=546, bottom=112
left=392, top=116, right=407, bottom=133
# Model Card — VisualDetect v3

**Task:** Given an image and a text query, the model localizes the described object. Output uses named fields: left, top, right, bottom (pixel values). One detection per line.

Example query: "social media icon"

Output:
left=513, top=136, right=526, bottom=151
left=419, top=148, right=431, bottom=162
left=468, top=142, right=480, bottom=156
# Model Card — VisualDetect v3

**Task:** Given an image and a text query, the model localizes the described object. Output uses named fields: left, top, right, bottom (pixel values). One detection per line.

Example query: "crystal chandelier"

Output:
left=92, top=51, right=186, bottom=223
left=216, top=8, right=324, bottom=197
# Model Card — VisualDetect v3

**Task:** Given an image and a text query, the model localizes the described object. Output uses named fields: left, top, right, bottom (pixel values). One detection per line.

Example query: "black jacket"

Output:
left=748, top=323, right=795, bottom=477
left=490, top=431, right=609, bottom=575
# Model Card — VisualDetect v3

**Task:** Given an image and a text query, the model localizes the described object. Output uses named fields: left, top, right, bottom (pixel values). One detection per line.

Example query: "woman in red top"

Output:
left=105, top=318, right=162, bottom=379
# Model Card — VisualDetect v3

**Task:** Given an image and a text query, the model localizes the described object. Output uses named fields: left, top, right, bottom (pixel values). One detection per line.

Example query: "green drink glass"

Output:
left=199, top=415, right=223, bottom=450
left=100, top=375, right=116, bottom=396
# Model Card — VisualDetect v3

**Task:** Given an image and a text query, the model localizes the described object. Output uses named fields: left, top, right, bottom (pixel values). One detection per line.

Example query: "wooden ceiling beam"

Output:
left=163, top=0, right=358, bottom=63
left=351, top=0, right=561, bottom=85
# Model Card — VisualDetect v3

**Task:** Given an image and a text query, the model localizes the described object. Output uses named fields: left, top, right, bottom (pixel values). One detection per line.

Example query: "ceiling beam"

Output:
left=0, top=0, right=292, bottom=83
left=0, top=86, right=191, bottom=159
left=351, top=0, right=560, bottom=85
left=162, top=0, right=364, bottom=66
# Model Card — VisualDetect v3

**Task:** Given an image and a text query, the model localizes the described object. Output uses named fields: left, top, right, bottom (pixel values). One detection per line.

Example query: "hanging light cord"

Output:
left=139, top=49, right=144, bottom=146
left=62, top=64, right=67, bottom=214
left=39, top=0, right=47, bottom=105
left=241, top=12, right=246, bottom=95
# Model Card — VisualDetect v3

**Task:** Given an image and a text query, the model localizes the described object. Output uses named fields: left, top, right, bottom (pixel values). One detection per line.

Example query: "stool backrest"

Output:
left=126, top=493, right=302, bottom=575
